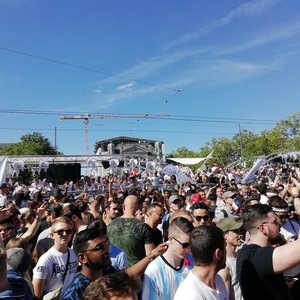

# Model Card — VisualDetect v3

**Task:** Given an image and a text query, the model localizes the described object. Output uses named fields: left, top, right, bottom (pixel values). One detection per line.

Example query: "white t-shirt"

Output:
left=0, top=195, right=7, bottom=207
left=174, top=271, right=229, bottom=300
left=33, top=247, right=78, bottom=294
left=226, top=257, right=243, bottom=300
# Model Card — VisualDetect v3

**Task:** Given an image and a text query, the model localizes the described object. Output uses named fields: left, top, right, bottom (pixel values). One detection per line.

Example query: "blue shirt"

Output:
left=62, top=272, right=91, bottom=300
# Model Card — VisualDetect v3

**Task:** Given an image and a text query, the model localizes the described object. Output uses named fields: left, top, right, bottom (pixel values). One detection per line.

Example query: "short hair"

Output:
left=168, top=217, right=194, bottom=237
left=190, top=202, right=214, bottom=219
left=104, top=200, right=119, bottom=211
left=268, top=196, right=288, bottom=210
left=169, top=210, right=192, bottom=223
left=87, top=219, right=107, bottom=235
left=241, top=204, right=272, bottom=232
left=60, top=202, right=82, bottom=219
left=191, top=225, right=224, bottom=266
left=147, top=203, right=163, bottom=213
left=190, top=201, right=210, bottom=212
left=82, top=271, right=140, bottom=300
left=51, top=216, right=73, bottom=232
left=73, top=227, right=106, bottom=255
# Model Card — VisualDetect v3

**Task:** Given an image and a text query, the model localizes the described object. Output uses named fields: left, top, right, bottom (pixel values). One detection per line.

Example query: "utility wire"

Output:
left=0, top=108, right=278, bottom=125
left=0, top=46, right=181, bottom=93
left=0, top=127, right=233, bottom=135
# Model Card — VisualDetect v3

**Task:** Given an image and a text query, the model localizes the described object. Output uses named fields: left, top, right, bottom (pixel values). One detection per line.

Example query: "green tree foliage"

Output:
left=0, top=132, right=60, bottom=155
left=168, top=146, right=199, bottom=158
left=167, top=113, right=300, bottom=167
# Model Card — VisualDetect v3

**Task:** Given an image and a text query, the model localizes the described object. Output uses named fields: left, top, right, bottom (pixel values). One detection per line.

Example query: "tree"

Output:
left=167, top=147, right=199, bottom=158
left=0, top=132, right=60, bottom=155
left=167, top=113, right=300, bottom=167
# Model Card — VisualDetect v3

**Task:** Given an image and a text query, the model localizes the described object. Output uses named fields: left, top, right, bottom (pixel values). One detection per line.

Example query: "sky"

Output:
left=0, top=0, right=300, bottom=156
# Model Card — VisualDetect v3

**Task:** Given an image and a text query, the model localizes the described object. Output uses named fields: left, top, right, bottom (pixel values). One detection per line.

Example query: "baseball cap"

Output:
left=6, top=247, right=32, bottom=272
left=217, top=217, right=243, bottom=232
left=169, top=195, right=180, bottom=204
left=222, top=191, right=237, bottom=200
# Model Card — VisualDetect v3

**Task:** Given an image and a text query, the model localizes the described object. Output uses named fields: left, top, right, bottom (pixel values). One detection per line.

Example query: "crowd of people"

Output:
left=0, top=159, right=300, bottom=299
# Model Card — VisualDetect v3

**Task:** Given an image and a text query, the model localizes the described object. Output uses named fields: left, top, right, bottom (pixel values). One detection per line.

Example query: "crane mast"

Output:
left=60, top=113, right=170, bottom=155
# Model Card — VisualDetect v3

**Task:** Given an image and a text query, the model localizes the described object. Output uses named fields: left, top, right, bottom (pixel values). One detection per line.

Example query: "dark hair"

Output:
left=207, top=193, right=217, bottom=201
left=241, top=204, right=272, bottom=232
left=190, top=201, right=210, bottom=212
left=87, top=219, right=107, bottom=235
left=73, top=227, right=106, bottom=255
left=268, top=196, right=288, bottom=210
left=147, top=202, right=163, bottom=213
left=82, top=271, right=140, bottom=300
left=60, top=202, right=82, bottom=219
left=190, top=202, right=214, bottom=219
left=191, top=225, right=224, bottom=266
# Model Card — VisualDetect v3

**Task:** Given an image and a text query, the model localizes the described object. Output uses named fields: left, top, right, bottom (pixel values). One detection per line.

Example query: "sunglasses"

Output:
left=82, top=240, right=110, bottom=253
left=54, top=229, right=73, bottom=236
left=193, top=215, right=210, bottom=222
left=172, top=236, right=190, bottom=248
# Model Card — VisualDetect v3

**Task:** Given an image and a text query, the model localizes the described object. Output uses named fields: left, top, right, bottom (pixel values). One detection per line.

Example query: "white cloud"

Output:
left=117, top=82, right=136, bottom=92
left=93, top=89, right=102, bottom=94
left=165, top=0, right=283, bottom=48
left=218, top=20, right=300, bottom=56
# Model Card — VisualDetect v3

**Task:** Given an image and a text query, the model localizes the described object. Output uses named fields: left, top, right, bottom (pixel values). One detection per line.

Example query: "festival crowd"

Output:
left=0, top=160, right=300, bottom=300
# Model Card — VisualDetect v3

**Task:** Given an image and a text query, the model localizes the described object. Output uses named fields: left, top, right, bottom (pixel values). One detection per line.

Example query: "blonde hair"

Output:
left=51, top=216, right=73, bottom=232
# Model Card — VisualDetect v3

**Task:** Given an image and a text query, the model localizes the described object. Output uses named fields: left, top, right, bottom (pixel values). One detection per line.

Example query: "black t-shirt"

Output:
left=236, top=244, right=292, bottom=300
left=149, top=227, right=163, bottom=247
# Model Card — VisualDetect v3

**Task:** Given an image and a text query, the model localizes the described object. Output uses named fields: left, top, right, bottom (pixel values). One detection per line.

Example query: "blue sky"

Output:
left=0, top=0, right=299, bottom=155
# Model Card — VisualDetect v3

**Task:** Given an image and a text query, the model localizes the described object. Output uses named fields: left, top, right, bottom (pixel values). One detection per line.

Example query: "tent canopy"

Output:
left=167, top=157, right=206, bottom=165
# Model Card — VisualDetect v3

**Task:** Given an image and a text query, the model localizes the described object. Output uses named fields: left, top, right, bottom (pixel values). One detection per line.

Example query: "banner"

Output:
left=0, top=157, right=8, bottom=184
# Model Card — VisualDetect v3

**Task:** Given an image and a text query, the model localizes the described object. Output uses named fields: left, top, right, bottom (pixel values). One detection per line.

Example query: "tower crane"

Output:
left=60, top=113, right=170, bottom=154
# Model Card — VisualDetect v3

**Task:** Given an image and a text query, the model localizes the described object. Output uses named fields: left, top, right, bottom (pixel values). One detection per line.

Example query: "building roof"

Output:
left=96, top=136, right=159, bottom=145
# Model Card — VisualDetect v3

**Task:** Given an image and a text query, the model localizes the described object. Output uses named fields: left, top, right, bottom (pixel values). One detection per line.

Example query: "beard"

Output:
left=268, top=234, right=282, bottom=246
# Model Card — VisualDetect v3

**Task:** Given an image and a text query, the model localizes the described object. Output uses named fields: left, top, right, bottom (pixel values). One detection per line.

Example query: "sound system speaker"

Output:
left=46, top=163, right=81, bottom=183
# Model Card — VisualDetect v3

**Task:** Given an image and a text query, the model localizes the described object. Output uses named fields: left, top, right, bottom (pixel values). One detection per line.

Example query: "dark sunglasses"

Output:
left=82, top=240, right=110, bottom=253
left=193, top=215, right=210, bottom=222
left=54, top=229, right=73, bottom=236
left=172, top=236, right=190, bottom=248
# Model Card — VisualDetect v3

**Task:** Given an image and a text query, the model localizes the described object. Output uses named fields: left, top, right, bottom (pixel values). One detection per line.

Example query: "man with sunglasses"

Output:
left=62, top=227, right=111, bottom=300
left=190, top=202, right=213, bottom=227
left=63, top=224, right=168, bottom=300
left=174, top=225, right=228, bottom=300
left=32, top=216, right=78, bottom=299
left=237, top=204, right=300, bottom=300
left=142, top=217, right=194, bottom=300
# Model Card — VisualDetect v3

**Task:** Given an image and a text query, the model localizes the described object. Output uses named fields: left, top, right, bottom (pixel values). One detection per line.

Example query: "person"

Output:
left=0, top=245, right=33, bottom=299
left=215, top=191, right=237, bottom=220
left=107, top=195, right=155, bottom=266
left=142, top=217, right=194, bottom=300
left=236, top=203, right=300, bottom=299
left=0, top=183, right=8, bottom=208
left=62, top=227, right=111, bottom=300
left=32, top=216, right=78, bottom=299
left=34, top=202, right=85, bottom=260
left=162, top=194, right=183, bottom=241
left=63, top=223, right=168, bottom=299
left=217, top=218, right=244, bottom=300
left=145, top=203, right=164, bottom=247
left=102, top=200, right=120, bottom=226
left=174, top=225, right=228, bottom=300
left=190, top=202, right=213, bottom=227
left=82, top=271, right=140, bottom=300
